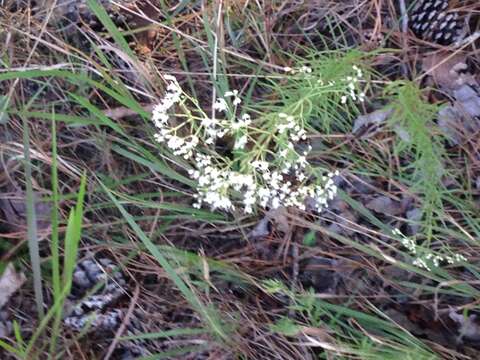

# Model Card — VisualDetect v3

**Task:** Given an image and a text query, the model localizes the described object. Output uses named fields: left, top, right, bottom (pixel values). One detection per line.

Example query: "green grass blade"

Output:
left=21, top=115, right=44, bottom=319
left=86, top=0, right=136, bottom=59
left=62, top=173, right=87, bottom=290
left=49, top=112, right=62, bottom=356
left=0, top=339, right=24, bottom=357
left=101, top=181, right=230, bottom=343
left=24, top=287, right=71, bottom=357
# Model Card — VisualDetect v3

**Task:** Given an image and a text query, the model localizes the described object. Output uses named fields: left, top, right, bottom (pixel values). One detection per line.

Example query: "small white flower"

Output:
left=213, top=98, right=228, bottom=112
left=164, top=74, right=176, bottom=81
left=224, top=90, right=241, bottom=106
left=167, top=135, right=184, bottom=150
left=232, top=114, right=251, bottom=130
left=234, top=135, right=248, bottom=150
left=300, top=66, right=312, bottom=74
left=252, top=161, right=270, bottom=172
left=296, top=172, right=306, bottom=182
left=271, top=197, right=280, bottom=209
left=224, top=90, right=237, bottom=97
left=241, top=113, right=251, bottom=122
left=277, top=124, right=288, bottom=134
left=201, top=117, right=217, bottom=128
left=297, top=156, right=307, bottom=167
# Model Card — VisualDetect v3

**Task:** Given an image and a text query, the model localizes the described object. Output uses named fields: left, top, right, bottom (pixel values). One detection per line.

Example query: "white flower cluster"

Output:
left=256, top=167, right=338, bottom=212
left=151, top=75, right=201, bottom=159
left=152, top=75, right=340, bottom=214
left=213, top=90, right=242, bottom=112
left=283, top=65, right=313, bottom=74
left=393, top=228, right=416, bottom=253
left=340, top=65, right=366, bottom=104
left=392, top=229, right=467, bottom=271
left=284, top=64, right=366, bottom=105
left=189, top=153, right=338, bottom=214
left=152, top=75, right=182, bottom=140
left=276, top=113, right=307, bottom=142
left=189, top=154, right=238, bottom=211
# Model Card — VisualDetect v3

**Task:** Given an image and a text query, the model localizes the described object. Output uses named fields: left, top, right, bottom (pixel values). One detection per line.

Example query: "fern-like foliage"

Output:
left=386, top=81, right=446, bottom=239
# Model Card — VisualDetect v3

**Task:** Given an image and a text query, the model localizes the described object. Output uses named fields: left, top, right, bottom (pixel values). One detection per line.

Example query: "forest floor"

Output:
left=1, top=1, right=480, bottom=359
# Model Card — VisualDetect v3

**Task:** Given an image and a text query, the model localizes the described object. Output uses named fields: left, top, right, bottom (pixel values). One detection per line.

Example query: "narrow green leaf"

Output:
left=86, top=0, right=136, bottom=59
left=22, top=115, right=44, bottom=319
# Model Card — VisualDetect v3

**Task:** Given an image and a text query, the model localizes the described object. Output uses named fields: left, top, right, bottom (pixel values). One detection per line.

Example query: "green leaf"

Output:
left=270, top=318, right=301, bottom=337
left=86, top=0, right=136, bottom=59
left=0, top=95, right=10, bottom=124
left=303, top=230, right=316, bottom=247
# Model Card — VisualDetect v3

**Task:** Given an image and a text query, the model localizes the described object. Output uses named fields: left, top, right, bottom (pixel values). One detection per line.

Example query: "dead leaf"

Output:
left=326, top=209, right=358, bottom=236
left=299, top=257, right=339, bottom=293
left=393, top=125, right=411, bottom=142
left=0, top=263, right=26, bottom=309
left=366, top=196, right=404, bottom=216
left=406, top=208, right=423, bottom=235
left=449, top=310, right=480, bottom=342
left=437, top=84, right=480, bottom=145
left=103, top=104, right=155, bottom=121
left=0, top=190, right=51, bottom=233
left=249, top=216, right=270, bottom=239
left=0, top=309, right=11, bottom=338
left=421, top=52, right=472, bottom=92
left=385, top=308, right=423, bottom=334
left=453, top=84, right=480, bottom=118
left=267, top=207, right=291, bottom=235
left=352, top=108, right=394, bottom=134
left=438, top=106, right=463, bottom=145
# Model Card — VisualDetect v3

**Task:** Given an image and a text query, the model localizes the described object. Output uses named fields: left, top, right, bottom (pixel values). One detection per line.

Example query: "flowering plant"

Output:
left=393, top=228, right=466, bottom=270
left=151, top=67, right=364, bottom=214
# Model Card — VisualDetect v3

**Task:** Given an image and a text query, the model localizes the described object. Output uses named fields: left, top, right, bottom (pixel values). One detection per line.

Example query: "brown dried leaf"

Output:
left=438, top=84, right=480, bottom=144
left=365, top=196, right=404, bottom=216
left=248, top=216, right=270, bottom=239
left=352, top=108, right=394, bottom=134
left=0, top=190, right=51, bottom=233
left=269, top=207, right=292, bottom=235
left=249, top=207, right=292, bottom=239
left=299, top=257, right=339, bottom=293
left=0, top=263, right=26, bottom=309
left=422, top=52, right=473, bottom=92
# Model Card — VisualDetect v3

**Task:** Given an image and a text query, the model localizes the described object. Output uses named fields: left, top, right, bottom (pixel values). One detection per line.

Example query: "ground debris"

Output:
left=0, top=263, right=25, bottom=309
left=0, top=187, right=51, bottom=234
left=365, top=195, right=405, bottom=216
left=352, top=108, right=394, bottom=135
left=249, top=207, right=292, bottom=240
left=438, top=84, right=480, bottom=145
left=298, top=257, right=339, bottom=293
left=0, top=263, right=26, bottom=338
left=449, top=310, right=480, bottom=343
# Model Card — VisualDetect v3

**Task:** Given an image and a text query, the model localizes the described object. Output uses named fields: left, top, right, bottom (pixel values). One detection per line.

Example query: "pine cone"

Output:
left=409, top=0, right=463, bottom=45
